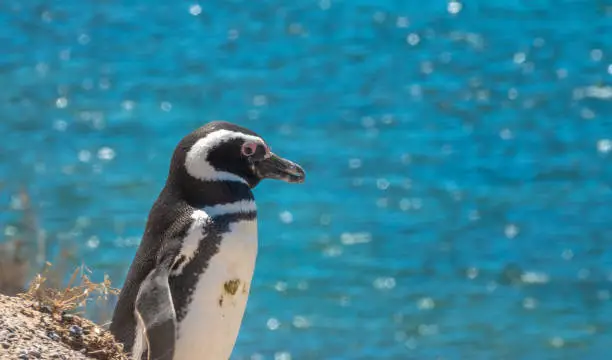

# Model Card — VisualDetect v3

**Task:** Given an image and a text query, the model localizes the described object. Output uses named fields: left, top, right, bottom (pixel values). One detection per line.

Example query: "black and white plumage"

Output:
left=109, top=121, right=305, bottom=360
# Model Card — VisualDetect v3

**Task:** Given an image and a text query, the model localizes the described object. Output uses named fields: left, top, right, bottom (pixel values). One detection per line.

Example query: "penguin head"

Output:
left=174, top=121, right=305, bottom=188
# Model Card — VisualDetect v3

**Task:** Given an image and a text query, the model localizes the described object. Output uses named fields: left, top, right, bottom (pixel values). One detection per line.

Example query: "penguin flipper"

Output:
left=134, top=260, right=176, bottom=360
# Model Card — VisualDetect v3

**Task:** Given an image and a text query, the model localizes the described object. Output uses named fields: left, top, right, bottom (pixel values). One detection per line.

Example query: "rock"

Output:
left=47, top=331, right=60, bottom=342
left=69, top=325, right=83, bottom=337
left=0, top=294, right=127, bottom=360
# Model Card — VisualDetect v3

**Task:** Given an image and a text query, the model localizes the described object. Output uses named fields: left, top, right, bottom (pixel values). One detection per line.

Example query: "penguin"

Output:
left=109, top=121, right=306, bottom=360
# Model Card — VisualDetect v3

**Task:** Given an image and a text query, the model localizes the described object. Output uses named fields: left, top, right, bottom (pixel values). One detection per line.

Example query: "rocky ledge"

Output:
left=0, top=294, right=126, bottom=360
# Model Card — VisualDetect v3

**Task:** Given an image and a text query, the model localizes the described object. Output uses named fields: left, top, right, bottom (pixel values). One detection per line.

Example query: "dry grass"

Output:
left=20, top=262, right=119, bottom=317
left=1, top=187, right=129, bottom=359
left=15, top=263, right=128, bottom=360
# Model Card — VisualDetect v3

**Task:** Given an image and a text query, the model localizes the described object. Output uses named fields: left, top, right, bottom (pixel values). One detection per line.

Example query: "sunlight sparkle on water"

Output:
left=274, top=352, right=292, bottom=360
left=597, top=139, right=611, bottom=154
left=97, top=147, right=116, bottom=161
left=373, top=277, right=396, bottom=290
left=279, top=211, right=294, bottom=224
left=266, top=318, right=280, bottom=331
left=406, top=33, right=420, bottom=46
left=55, top=97, right=68, bottom=109
left=189, top=4, right=202, bottom=16
left=447, top=1, right=462, bottom=14
left=417, top=297, right=435, bottom=310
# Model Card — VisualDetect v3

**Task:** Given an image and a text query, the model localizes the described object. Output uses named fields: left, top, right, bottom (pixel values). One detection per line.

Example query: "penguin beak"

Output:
left=253, top=153, right=305, bottom=183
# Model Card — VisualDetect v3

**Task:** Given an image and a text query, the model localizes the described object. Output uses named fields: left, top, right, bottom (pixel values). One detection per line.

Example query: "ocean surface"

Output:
left=1, top=0, right=612, bottom=359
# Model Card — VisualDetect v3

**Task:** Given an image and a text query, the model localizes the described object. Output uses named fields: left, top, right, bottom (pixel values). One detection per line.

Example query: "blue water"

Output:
left=1, top=0, right=612, bottom=359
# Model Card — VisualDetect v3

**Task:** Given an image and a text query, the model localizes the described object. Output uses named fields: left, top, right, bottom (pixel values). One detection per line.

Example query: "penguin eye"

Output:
left=241, top=142, right=258, bottom=157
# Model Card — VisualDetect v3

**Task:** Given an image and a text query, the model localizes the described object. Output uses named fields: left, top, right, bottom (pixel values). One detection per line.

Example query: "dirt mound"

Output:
left=0, top=294, right=127, bottom=360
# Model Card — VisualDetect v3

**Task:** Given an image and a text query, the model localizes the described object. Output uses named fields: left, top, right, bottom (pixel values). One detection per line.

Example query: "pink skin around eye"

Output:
left=241, top=142, right=258, bottom=156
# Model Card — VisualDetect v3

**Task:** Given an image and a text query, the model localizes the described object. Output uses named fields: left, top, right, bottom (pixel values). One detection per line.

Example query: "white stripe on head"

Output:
left=185, top=129, right=264, bottom=184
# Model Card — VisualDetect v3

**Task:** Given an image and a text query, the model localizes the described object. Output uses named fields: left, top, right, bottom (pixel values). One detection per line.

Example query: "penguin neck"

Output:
left=169, top=175, right=255, bottom=212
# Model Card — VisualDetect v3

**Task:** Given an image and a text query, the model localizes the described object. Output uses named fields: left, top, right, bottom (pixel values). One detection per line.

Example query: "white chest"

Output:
left=172, top=219, right=258, bottom=360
